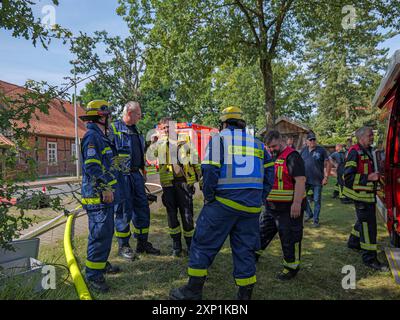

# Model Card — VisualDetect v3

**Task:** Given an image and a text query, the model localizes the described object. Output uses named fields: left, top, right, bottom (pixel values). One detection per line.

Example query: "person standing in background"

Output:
left=300, top=132, right=332, bottom=228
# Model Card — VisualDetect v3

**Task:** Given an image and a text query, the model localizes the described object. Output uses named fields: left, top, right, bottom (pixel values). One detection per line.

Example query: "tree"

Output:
left=71, top=31, right=144, bottom=108
left=70, top=31, right=174, bottom=133
left=0, top=0, right=72, bottom=249
left=211, top=60, right=314, bottom=130
left=305, top=30, right=389, bottom=143
left=78, top=81, right=113, bottom=107
left=119, top=0, right=400, bottom=130
left=0, top=0, right=70, bottom=47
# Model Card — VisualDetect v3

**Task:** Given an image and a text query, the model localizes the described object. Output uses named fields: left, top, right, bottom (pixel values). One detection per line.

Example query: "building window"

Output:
left=47, top=142, right=57, bottom=164
left=71, top=143, right=76, bottom=159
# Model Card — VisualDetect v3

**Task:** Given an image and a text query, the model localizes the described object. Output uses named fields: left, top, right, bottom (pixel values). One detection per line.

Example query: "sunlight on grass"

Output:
left=17, top=178, right=398, bottom=300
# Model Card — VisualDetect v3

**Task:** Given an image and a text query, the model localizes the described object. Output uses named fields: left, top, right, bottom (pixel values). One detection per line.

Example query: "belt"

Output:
left=130, top=167, right=141, bottom=173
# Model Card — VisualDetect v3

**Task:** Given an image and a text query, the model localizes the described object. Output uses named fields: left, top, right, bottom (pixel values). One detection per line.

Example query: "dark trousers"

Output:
left=114, top=171, right=151, bottom=246
left=130, top=171, right=151, bottom=241
left=348, top=201, right=377, bottom=263
left=161, top=181, right=195, bottom=246
left=334, top=166, right=346, bottom=199
left=189, top=200, right=259, bottom=286
left=86, top=206, right=114, bottom=280
left=259, top=203, right=304, bottom=270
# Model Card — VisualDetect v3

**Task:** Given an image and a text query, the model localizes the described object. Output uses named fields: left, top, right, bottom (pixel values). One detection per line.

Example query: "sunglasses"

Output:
left=308, top=138, right=316, bottom=141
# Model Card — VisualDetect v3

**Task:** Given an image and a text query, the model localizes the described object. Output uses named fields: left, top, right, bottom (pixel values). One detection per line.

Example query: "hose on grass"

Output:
left=63, top=207, right=92, bottom=300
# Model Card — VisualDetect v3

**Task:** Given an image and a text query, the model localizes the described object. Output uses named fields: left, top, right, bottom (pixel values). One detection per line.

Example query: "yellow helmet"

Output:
left=79, top=100, right=112, bottom=121
left=219, top=106, right=244, bottom=122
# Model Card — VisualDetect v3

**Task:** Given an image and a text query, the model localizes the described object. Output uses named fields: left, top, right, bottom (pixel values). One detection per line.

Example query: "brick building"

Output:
left=0, top=80, right=87, bottom=178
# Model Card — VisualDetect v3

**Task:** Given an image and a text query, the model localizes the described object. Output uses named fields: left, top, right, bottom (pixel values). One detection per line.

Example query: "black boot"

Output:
left=237, top=284, right=254, bottom=300
left=104, top=261, right=121, bottom=274
left=364, top=259, right=390, bottom=272
left=172, top=238, right=183, bottom=257
left=86, top=276, right=110, bottom=293
left=136, top=240, right=161, bottom=255
left=341, top=198, right=353, bottom=204
left=347, top=235, right=361, bottom=251
left=277, top=268, right=299, bottom=281
left=169, top=276, right=206, bottom=300
left=118, top=245, right=138, bottom=261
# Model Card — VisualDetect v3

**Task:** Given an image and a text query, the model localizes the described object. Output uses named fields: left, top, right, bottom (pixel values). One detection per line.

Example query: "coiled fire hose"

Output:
left=63, top=183, right=162, bottom=300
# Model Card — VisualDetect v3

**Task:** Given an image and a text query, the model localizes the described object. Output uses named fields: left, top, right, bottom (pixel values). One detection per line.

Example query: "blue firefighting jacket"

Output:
left=201, top=125, right=274, bottom=213
left=109, top=120, right=145, bottom=174
left=81, top=122, right=121, bottom=210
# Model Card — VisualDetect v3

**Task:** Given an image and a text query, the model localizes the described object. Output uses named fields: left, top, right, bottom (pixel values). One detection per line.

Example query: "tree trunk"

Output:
left=260, top=57, right=276, bottom=132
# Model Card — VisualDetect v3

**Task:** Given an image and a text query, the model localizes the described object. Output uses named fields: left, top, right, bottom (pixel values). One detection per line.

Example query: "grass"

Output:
left=4, top=179, right=400, bottom=300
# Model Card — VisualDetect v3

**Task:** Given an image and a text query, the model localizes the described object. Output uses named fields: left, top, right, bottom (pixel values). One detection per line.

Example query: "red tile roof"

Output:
left=0, top=134, right=14, bottom=148
left=0, top=80, right=87, bottom=139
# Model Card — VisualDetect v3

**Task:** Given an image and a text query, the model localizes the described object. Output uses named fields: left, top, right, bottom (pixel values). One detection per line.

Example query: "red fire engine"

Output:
left=146, top=122, right=218, bottom=170
left=174, top=122, right=219, bottom=160
left=373, top=50, right=400, bottom=246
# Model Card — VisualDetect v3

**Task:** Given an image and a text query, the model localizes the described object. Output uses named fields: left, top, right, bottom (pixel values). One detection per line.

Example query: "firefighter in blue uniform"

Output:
left=109, top=101, right=160, bottom=259
left=169, top=106, right=274, bottom=300
left=80, top=100, right=122, bottom=293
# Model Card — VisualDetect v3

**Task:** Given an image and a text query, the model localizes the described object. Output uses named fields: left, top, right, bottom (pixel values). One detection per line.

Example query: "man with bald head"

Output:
left=343, top=126, right=388, bottom=271
left=109, top=101, right=161, bottom=259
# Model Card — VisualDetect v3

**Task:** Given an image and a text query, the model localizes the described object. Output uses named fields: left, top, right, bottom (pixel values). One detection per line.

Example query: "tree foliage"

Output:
left=0, top=0, right=73, bottom=249
left=118, top=0, right=400, bottom=130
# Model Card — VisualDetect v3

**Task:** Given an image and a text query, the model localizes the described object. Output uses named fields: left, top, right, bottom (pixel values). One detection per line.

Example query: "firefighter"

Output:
left=344, top=127, right=389, bottom=271
left=155, top=117, right=202, bottom=256
left=169, top=106, right=274, bottom=300
left=329, top=143, right=350, bottom=203
left=257, top=130, right=306, bottom=281
left=109, top=101, right=160, bottom=259
left=80, top=100, right=122, bottom=293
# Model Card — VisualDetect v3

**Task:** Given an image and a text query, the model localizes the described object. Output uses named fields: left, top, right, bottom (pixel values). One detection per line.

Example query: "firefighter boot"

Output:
left=169, top=276, right=206, bottom=300
left=86, top=276, right=110, bottom=293
left=104, top=261, right=121, bottom=274
left=118, top=245, right=138, bottom=261
left=236, top=284, right=254, bottom=300
left=364, top=259, right=390, bottom=272
left=172, top=238, right=183, bottom=257
left=347, top=234, right=361, bottom=251
left=277, top=268, right=299, bottom=281
left=136, top=240, right=161, bottom=255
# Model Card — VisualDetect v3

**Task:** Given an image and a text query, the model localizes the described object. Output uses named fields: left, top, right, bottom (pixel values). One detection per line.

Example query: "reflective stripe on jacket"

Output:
left=343, top=144, right=375, bottom=203
left=267, top=146, right=297, bottom=203
left=156, top=136, right=201, bottom=187
left=81, top=123, right=121, bottom=210
left=214, top=129, right=264, bottom=190
left=109, top=120, right=145, bottom=174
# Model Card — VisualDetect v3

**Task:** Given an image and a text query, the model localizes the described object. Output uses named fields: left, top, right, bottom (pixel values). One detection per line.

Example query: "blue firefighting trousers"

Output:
left=188, top=200, right=260, bottom=286
left=85, top=206, right=114, bottom=281
left=115, top=171, right=150, bottom=245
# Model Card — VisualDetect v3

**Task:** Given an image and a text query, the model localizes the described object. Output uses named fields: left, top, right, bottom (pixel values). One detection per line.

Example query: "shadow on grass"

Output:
left=37, top=179, right=400, bottom=300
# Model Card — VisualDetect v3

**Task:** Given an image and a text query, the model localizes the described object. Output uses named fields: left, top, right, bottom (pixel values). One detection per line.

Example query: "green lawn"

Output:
left=5, top=179, right=400, bottom=300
